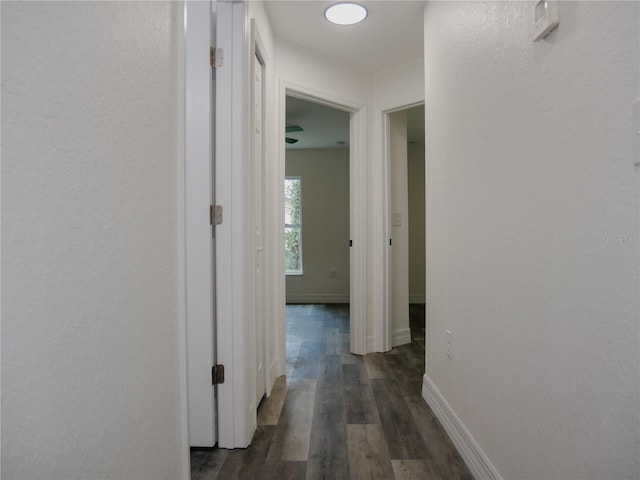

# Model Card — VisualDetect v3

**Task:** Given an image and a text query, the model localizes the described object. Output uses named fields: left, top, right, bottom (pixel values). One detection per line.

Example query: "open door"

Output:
left=185, top=0, right=218, bottom=447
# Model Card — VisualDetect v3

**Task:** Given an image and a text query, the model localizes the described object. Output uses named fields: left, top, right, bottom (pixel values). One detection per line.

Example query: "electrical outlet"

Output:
left=330, top=268, right=337, bottom=278
left=446, top=330, right=452, bottom=359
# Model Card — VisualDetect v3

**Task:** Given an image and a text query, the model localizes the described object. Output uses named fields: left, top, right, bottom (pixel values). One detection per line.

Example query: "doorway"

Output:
left=387, top=104, right=426, bottom=350
left=278, top=87, right=368, bottom=365
left=284, top=95, right=351, bottom=365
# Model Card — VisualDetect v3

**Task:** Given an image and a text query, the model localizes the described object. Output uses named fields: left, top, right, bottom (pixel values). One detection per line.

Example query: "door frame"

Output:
left=377, top=98, right=425, bottom=352
left=183, top=0, right=254, bottom=452
left=276, top=80, right=368, bottom=362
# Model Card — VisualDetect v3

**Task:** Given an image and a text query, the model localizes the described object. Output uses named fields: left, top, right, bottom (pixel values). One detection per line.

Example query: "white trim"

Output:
left=285, top=85, right=357, bottom=113
left=391, top=327, right=411, bottom=347
left=422, top=374, right=503, bottom=480
left=285, top=294, right=350, bottom=304
left=409, top=294, right=426, bottom=303
left=380, top=98, right=425, bottom=115
left=175, top=1, right=190, bottom=475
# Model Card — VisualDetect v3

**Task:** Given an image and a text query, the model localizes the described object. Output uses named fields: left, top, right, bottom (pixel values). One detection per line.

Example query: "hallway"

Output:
left=191, top=304, right=472, bottom=479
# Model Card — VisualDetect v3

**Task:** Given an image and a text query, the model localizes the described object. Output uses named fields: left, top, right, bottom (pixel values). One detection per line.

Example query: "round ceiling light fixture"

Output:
left=324, top=2, right=368, bottom=26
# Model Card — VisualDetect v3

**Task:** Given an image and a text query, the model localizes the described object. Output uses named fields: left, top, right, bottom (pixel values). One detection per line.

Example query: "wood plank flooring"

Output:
left=191, top=304, right=472, bottom=480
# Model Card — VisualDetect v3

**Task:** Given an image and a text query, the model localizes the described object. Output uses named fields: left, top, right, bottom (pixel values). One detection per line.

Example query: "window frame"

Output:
left=284, top=176, right=303, bottom=275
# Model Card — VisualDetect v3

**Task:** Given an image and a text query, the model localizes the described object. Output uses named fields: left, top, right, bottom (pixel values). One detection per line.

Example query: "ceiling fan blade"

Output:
left=285, top=137, right=299, bottom=144
left=286, top=125, right=303, bottom=133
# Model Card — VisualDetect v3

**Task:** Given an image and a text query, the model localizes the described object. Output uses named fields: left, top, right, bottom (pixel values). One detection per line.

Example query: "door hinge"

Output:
left=349, top=240, right=353, bottom=247
left=210, top=205, right=223, bottom=226
left=212, top=364, right=225, bottom=385
left=210, top=47, right=223, bottom=68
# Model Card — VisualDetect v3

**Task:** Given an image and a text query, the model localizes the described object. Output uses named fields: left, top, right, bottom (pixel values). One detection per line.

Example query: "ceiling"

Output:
left=270, top=0, right=426, bottom=150
left=286, top=96, right=350, bottom=149
left=264, top=0, right=425, bottom=73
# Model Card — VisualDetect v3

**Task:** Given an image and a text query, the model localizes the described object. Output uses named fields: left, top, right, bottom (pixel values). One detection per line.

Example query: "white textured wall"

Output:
left=372, top=58, right=424, bottom=109
left=2, top=2, right=183, bottom=478
left=424, top=1, right=639, bottom=478
left=285, top=148, right=350, bottom=303
left=389, top=112, right=410, bottom=344
left=276, top=40, right=372, bottom=107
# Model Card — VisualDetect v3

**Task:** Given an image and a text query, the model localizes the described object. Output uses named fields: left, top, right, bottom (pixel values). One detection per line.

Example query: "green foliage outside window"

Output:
left=285, top=178, right=302, bottom=274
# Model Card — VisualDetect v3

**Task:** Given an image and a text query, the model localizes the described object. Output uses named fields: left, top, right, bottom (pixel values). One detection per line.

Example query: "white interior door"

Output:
left=209, top=0, right=219, bottom=443
left=254, top=52, right=266, bottom=405
left=185, top=0, right=217, bottom=447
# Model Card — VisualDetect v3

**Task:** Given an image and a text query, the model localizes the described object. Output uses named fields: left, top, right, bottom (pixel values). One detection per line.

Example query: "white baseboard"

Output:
left=409, top=294, right=426, bottom=303
left=392, top=327, right=411, bottom=347
left=422, top=374, right=502, bottom=480
left=285, top=293, right=349, bottom=304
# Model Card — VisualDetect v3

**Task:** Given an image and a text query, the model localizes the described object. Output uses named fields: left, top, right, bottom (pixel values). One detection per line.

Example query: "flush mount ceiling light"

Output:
left=324, top=2, right=368, bottom=25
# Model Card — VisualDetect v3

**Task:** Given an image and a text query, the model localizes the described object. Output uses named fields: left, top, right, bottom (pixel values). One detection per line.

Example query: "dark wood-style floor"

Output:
left=191, top=304, right=472, bottom=480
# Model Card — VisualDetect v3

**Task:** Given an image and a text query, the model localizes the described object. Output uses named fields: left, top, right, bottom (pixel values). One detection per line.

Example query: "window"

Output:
left=285, top=177, right=302, bottom=275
